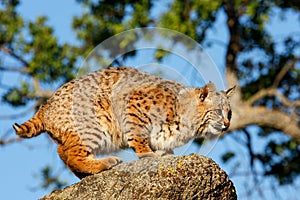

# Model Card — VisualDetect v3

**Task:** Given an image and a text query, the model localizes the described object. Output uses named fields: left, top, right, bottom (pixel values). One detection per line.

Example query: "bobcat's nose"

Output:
left=222, top=118, right=230, bottom=131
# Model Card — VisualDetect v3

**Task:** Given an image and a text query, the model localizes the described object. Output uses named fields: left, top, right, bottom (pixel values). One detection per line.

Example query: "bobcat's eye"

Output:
left=215, top=109, right=222, bottom=116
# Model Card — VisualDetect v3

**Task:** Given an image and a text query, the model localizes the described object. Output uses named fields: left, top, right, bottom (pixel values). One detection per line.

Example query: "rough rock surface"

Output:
left=41, top=153, right=237, bottom=200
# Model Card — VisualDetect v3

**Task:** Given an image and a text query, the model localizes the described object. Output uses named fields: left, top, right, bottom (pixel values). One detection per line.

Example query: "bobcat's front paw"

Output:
left=137, top=152, right=159, bottom=159
left=101, top=156, right=122, bottom=169
left=154, top=149, right=174, bottom=157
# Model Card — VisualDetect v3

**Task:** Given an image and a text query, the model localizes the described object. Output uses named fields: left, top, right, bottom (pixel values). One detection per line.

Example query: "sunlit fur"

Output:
left=13, top=67, right=234, bottom=178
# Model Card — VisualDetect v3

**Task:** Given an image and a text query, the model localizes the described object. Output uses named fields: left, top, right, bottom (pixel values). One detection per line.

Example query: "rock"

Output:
left=41, top=153, right=237, bottom=200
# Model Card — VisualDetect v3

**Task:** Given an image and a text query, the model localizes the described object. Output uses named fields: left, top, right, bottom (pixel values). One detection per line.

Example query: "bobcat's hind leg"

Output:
left=57, top=139, right=122, bottom=179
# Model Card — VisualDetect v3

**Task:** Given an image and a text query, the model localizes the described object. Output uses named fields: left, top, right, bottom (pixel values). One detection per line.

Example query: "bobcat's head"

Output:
left=197, top=82, right=235, bottom=137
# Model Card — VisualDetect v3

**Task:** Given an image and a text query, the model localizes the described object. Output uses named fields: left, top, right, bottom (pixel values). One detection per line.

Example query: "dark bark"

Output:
left=41, top=154, right=237, bottom=200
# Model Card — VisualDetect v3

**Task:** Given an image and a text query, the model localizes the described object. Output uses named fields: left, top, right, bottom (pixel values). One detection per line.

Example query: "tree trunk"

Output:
left=41, top=154, right=237, bottom=200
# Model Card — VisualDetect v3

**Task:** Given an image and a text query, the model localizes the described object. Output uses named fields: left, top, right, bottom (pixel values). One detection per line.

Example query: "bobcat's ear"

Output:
left=200, top=86, right=208, bottom=102
left=225, top=85, right=236, bottom=97
left=200, top=82, right=216, bottom=101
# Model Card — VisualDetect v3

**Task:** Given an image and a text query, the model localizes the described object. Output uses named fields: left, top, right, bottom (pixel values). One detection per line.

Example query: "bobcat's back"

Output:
left=14, top=67, right=184, bottom=151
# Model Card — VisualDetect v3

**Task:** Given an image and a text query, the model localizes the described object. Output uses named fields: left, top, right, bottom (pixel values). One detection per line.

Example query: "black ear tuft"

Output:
left=226, top=85, right=236, bottom=97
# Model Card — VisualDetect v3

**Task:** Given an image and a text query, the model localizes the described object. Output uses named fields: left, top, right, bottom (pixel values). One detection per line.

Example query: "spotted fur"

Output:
left=13, top=67, right=234, bottom=178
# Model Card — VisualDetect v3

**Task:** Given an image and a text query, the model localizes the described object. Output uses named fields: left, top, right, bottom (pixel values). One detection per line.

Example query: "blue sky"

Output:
left=1, top=1, right=300, bottom=200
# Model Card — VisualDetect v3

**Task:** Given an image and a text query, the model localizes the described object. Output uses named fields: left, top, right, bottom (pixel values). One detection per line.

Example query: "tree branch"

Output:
left=0, top=66, right=29, bottom=73
left=31, top=78, right=53, bottom=99
left=0, top=137, right=21, bottom=146
left=0, top=45, right=29, bottom=67
left=272, top=58, right=299, bottom=88
left=246, top=88, right=300, bottom=108
left=0, top=66, right=53, bottom=99
left=242, top=128, right=255, bottom=168
left=229, top=105, right=300, bottom=142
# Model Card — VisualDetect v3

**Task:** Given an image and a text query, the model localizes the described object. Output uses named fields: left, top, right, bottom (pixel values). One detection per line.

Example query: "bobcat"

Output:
left=13, top=67, right=234, bottom=178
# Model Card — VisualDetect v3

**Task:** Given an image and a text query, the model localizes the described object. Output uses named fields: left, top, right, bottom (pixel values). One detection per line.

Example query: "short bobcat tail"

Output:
left=13, top=111, right=44, bottom=138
